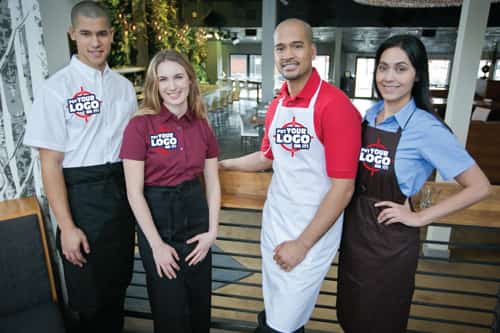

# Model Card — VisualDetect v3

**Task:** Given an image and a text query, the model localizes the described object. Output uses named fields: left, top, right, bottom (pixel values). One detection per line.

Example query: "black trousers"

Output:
left=58, top=162, right=135, bottom=333
left=138, top=178, right=212, bottom=333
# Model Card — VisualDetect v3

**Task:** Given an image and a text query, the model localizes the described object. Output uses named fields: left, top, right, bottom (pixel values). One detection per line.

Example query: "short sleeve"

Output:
left=260, top=99, right=279, bottom=160
left=419, top=122, right=475, bottom=180
left=126, top=81, right=139, bottom=115
left=119, top=117, right=148, bottom=161
left=319, top=95, right=362, bottom=179
left=203, top=120, right=220, bottom=158
left=23, top=85, right=67, bottom=152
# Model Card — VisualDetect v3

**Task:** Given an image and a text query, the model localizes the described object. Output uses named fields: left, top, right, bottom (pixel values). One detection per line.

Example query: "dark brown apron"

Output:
left=337, top=120, right=419, bottom=333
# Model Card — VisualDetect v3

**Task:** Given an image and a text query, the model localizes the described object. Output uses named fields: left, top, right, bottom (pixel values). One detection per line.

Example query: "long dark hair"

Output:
left=374, top=34, right=439, bottom=119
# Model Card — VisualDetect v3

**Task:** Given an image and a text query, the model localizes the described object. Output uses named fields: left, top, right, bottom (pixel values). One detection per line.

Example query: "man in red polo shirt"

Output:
left=220, top=18, right=361, bottom=332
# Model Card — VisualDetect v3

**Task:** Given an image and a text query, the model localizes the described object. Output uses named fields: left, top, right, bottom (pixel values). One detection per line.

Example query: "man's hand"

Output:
left=61, top=226, right=90, bottom=267
left=273, top=239, right=309, bottom=272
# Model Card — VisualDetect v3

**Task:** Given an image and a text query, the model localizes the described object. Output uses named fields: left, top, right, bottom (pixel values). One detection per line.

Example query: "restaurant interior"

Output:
left=1, top=0, right=500, bottom=332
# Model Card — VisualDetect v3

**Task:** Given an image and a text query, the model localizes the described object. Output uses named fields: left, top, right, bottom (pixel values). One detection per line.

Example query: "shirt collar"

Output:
left=279, top=68, right=320, bottom=102
left=70, top=55, right=111, bottom=78
left=366, top=98, right=417, bottom=129
left=160, top=103, right=194, bottom=122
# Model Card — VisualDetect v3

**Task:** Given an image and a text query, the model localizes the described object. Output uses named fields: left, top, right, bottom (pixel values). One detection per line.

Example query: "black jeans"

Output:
left=138, top=178, right=212, bottom=333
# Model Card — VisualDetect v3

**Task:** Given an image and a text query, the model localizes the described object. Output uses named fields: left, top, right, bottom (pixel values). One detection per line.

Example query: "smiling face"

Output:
left=375, top=46, right=417, bottom=109
left=69, top=15, right=113, bottom=71
left=274, top=20, right=316, bottom=92
left=157, top=60, right=191, bottom=114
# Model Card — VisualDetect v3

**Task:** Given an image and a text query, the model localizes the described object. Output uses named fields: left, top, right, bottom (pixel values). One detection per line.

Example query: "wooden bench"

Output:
left=219, top=170, right=271, bottom=210
left=216, top=170, right=500, bottom=332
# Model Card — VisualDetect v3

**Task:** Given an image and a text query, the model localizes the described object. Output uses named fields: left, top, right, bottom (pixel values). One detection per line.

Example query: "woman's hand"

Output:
left=185, top=231, right=217, bottom=266
left=151, top=241, right=180, bottom=279
left=375, top=201, right=424, bottom=227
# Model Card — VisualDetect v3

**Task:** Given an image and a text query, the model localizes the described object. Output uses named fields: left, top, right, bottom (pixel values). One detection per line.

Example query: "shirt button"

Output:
left=180, top=147, right=184, bottom=151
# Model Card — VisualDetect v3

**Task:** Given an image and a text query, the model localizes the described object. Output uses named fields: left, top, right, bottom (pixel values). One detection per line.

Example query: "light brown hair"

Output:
left=137, top=50, right=206, bottom=119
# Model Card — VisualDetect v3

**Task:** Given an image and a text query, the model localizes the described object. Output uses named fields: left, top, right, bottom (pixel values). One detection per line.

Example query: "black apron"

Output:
left=138, top=177, right=211, bottom=333
left=57, top=162, right=135, bottom=312
left=337, top=120, right=419, bottom=333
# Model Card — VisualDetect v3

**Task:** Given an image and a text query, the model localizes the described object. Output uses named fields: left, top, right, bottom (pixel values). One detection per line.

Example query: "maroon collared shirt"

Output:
left=120, top=105, right=219, bottom=186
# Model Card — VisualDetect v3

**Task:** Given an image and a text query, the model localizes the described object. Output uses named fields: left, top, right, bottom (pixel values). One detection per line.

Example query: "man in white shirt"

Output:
left=23, top=2, right=137, bottom=332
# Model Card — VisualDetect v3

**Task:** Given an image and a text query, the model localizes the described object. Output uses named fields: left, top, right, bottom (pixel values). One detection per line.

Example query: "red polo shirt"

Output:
left=120, top=104, right=219, bottom=186
left=261, top=68, right=361, bottom=179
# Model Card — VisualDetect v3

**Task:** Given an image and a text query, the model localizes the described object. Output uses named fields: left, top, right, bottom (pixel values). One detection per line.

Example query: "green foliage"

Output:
left=100, top=0, right=208, bottom=81
left=99, top=0, right=135, bottom=67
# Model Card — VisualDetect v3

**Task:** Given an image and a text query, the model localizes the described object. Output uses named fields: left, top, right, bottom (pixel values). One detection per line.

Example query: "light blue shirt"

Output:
left=364, top=99, right=475, bottom=197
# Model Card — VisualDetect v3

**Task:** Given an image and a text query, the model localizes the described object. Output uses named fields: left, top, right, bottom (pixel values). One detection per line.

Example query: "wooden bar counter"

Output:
left=417, top=181, right=500, bottom=228
left=220, top=170, right=500, bottom=229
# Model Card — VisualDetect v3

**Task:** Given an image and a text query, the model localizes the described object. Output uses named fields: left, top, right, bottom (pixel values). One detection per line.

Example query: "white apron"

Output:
left=262, top=80, right=343, bottom=332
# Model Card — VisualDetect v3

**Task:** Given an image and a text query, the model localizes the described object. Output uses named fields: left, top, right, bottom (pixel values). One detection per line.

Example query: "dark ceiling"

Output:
left=278, top=0, right=500, bottom=28
left=185, top=0, right=500, bottom=28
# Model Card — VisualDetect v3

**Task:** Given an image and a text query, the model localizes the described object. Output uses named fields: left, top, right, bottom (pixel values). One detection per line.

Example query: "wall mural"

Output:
left=0, top=0, right=47, bottom=203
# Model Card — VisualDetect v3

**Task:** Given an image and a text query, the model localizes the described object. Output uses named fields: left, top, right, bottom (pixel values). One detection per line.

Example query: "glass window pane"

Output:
left=495, top=60, right=500, bottom=80
left=428, top=59, right=450, bottom=88
left=355, top=57, right=375, bottom=98
left=230, top=54, right=248, bottom=79
left=249, top=55, right=262, bottom=80
left=312, top=55, right=330, bottom=81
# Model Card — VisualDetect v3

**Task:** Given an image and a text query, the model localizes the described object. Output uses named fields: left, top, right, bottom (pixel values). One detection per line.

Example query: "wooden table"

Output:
left=415, top=182, right=500, bottom=228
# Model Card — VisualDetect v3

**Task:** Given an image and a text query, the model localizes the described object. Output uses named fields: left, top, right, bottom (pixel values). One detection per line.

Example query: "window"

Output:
left=230, top=54, right=247, bottom=79
left=495, top=60, right=500, bottom=80
left=230, top=54, right=263, bottom=80
left=354, top=57, right=375, bottom=98
left=248, top=55, right=262, bottom=80
left=478, top=60, right=492, bottom=79
left=428, top=59, right=450, bottom=88
left=312, top=55, right=330, bottom=81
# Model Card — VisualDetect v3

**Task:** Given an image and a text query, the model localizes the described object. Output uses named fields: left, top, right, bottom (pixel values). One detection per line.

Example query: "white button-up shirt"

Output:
left=24, top=56, right=137, bottom=168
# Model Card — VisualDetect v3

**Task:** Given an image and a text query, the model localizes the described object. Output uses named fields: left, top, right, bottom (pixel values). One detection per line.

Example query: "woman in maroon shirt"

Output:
left=120, top=50, right=220, bottom=333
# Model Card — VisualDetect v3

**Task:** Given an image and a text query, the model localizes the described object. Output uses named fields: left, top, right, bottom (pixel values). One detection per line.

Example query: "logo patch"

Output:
left=150, top=132, right=178, bottom=153
left=274, top=116, right=314, bottom=157
left=66, top=86, right=101, bottom=122
left=359, top=138, right=392, bottom=176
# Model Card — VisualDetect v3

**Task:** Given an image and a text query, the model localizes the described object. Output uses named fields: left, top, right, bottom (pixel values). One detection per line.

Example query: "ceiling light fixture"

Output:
left=353, top=0, right=500, bottom=7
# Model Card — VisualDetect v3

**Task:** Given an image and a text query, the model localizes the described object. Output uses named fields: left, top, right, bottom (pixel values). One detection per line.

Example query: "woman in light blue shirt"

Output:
left=336, top=35, right=491, bottom=333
